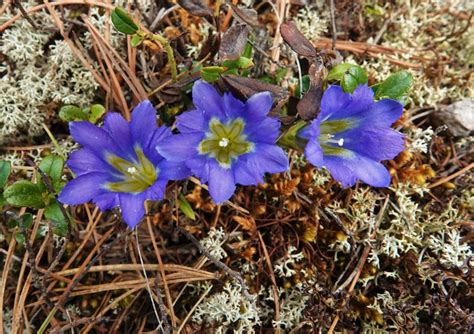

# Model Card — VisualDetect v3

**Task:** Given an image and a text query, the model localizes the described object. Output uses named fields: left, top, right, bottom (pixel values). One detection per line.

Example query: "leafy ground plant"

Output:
left=0, top=1, right=472, bottom=333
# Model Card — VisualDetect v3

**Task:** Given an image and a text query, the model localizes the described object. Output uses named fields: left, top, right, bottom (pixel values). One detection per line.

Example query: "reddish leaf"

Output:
left=220, top=75, right=289, bottom=113
left=219, top=24, right=250, bottom=61
left=296, top=62, right=324, bottom=120
left=280, top=21, right=316, bottom=57
left=231, top=5, right=259, bottom=26
left=220, top=75, right=287, bottom=100
left=177, top=0, right=212, bottom=17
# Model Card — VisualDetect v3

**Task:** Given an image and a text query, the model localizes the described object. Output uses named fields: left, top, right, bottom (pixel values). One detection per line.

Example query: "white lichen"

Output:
left=407, top=126, right=434, bottom=153
left=271, top=284, right=311, bottom=330
left=294, top=4, right=329, bottom=41
left=274, top=246, right=305, bottom=278
left=201, top=227, right=228, bottom=261
left=193, top=281, right=261, bottom=334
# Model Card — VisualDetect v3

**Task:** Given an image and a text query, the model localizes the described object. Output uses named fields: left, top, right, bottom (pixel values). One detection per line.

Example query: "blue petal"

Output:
left=186, top=157, right=210, bottom=183
left=103, top=112, right=135, bottom=159
left=70, top=121, right=119, bottom=158
left=233, top=159, right=263, bottom=185
left=192, top=80, right=225, bottom=120
left=58, top=172, right=109, bottom=205
left=319, top=85, right=351, bottom=120
left=119, top=193, right=146, bottom=228
left=360, top=98, right=404, bottom=128
left=176, top=109, right=207, bottom=133
left=67, top=148, right=113, bottom=176
left=93, top=192, right=118, bottom=211
left=143, top=126, right=172, bottom=164
left=320, top=84, right=374, bottom=121
left=131, top=100, right=158, bottom=148
left=223, top=92, right=246, bottom=119
left=145, top=179, right=167, bottom=200
left=321, top=156, right=358, bottom=187
left=243, top=144, right=289, bottom=175
left=244, top=117, right=281, bottom=144
left=350, top=155, right=391, bottom=187
left=323, top=154, right=391, bottom=187
left=336, top=128, right=405, bottom=161
left=159, top=160, right=191, bottom=180
left=208, top=161, right=236, bottom=203
left=253, top=144, right=289, bottom=173
left=156, top=133, right=203, bottom=162
left=244, top=92, right=273, bottom=121
left=305, top=140, right=324, bottom=167
left=298, top=125, right=312, bottom=140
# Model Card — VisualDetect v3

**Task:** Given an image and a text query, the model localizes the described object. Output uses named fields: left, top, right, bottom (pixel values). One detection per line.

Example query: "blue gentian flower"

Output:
left=58, top=101, right=190, bottom=228
left=157, top=80, right=289, bottom=203
left=299, top=84, right=404, bottom=187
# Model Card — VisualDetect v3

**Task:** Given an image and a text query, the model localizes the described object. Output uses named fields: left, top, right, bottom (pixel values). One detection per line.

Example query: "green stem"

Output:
left=150, top=33, right=177, bottom=82
left=42, top=123, right=65, bottom=158
left=278, top=120, right=309, bottom=151
left=37, top=307, right=58, bottom=334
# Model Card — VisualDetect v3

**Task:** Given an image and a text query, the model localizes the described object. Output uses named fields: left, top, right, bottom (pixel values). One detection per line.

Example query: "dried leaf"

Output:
left=232, top=215, right=256, bottom=234
left=198, top=33, right=220, bottom=60
left=177, top=0, right=212, bottom=17
left=231, top=5, right=259, bottom=26
left=280, top=21, right=316, bottom=57
left=297, top=61, right=324, bottom=120
left=220, top=75, right=288, bottom=101
left=219, top=24, right=249, bottom=61
left=297, top=86, right=323, bottom=120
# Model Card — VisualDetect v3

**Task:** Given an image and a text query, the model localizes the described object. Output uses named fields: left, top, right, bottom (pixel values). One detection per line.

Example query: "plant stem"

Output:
left=150, top=33, right=177, bottom=82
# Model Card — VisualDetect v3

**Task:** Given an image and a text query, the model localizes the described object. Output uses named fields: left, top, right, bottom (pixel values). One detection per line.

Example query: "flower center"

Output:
left=198, top=117, right=254, bottom=168
left=219, top=137, right=230, bottom=147
left=318, top=119, right=353, bottom=156
left=106, top=147, right=157, bottom=193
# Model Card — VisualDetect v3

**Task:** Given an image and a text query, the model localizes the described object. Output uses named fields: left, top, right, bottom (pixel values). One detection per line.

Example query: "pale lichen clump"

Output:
left=200, top=227, right=228, bottom=261
left=294, top=3, right=329, bottom=41
left=348, top=1, right=473, bottom=108
left=270, top=284, right=311, bottom=331
left=186, top=19, right=214, bottom=58
left=192, top=281, right=261, bottom=334
left=0, top=2, right=97, bottom=144
left=329, top=184, right=471, bottom=272
left=407, top=126, right=434, bottom=153
left=274, top=246, right=305, bottom=278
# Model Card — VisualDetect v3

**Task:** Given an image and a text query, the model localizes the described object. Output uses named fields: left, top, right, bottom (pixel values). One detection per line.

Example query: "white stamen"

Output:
left=127, top=167, right=137, bottom=174
left=219, top=138, right=230, bottom=147
left=338, top=138, right=344, bottom=146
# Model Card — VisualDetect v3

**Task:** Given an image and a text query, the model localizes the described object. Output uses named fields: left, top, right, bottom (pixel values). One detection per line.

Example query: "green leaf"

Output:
left=44, top=201, right=68, bottom=237
left=20, top=213, right=33, bottom=228
left=4, top=181, right=45, bottom=209
left=130, top=34, right=143, bottom=48
left=242, top=42, right=253, bottom=59
left=326, top=63, right=359, bottom=81
left=15, top=232, right=25, bottom=246
left=111, top=7, right=139, bottom=35
left=275, top=68, right=288, bottom=83
left=39, top=155, right=64, bottom=183
left=0, top=160, right=11, bottom=188
left=59, top=105, right=89, bottom=122
left=341, top=66, right=368, bottom=93
left=179, top=194, right=196, bottom=221
left=6, top=217, right=18, bottom=228
left=295, top=75, right=311, bottom=97
left=365, top=4, right=385, bottom=16
left=223, top=57, right=254, bottom=70
left=201, top=66, right=226, bottom=83
left=88, top=104, right=106, bottom=124
left=375, top=71, right=413, bottom=104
